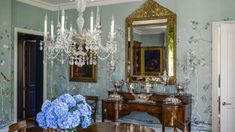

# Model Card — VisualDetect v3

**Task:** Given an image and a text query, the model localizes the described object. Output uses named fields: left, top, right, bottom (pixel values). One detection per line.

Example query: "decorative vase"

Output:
left=113, top=80, right=124, bottom=93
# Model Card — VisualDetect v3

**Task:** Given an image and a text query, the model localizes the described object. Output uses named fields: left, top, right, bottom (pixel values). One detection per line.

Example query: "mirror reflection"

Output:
left=131, top=24, right=167, bottom=76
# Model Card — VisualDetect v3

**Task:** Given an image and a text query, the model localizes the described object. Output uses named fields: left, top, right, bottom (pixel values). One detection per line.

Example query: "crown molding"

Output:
left=61, top=0, right=142, bottom=10
left=16, top=0, right=142, bottom=11
left=16, top=0, right=58, bottom=11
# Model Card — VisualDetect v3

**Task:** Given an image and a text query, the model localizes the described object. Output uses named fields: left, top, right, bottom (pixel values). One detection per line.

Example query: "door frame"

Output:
left=13, top=27, right=47, bottom=122
left=212, top=22, right=221, bottom=132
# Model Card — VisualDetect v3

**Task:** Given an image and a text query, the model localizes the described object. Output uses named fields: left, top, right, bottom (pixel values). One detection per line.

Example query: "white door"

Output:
left=220, top=23, right=235, bottom=132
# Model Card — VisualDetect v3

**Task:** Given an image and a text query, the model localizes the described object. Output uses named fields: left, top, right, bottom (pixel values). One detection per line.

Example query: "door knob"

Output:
left=222, top=102, right=232, bottom=106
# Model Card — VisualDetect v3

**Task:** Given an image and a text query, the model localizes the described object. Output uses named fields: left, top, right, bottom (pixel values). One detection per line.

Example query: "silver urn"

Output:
left=113, top=80, right=124, bottom=93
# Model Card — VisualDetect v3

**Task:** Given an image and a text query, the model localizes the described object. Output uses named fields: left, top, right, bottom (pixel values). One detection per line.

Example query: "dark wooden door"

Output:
left=17, top=33, right=43, bottom=120
left=24, top=37, right=43, bottom=119
left=25, top=40, right=37, bottom=118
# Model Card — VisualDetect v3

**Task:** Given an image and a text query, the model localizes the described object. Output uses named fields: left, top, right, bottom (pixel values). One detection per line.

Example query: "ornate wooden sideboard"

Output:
left=102, top=92, right=192, bottom=132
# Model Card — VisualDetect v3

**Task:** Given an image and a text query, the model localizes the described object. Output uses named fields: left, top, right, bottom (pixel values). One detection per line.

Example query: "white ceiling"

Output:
left=16, top=0, right=143, bottom=11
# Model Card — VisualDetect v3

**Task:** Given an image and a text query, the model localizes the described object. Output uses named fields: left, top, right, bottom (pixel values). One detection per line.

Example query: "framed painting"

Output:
left=70, top=64, right=97, bottom=82
left=141, top=47, right=163, bottom=75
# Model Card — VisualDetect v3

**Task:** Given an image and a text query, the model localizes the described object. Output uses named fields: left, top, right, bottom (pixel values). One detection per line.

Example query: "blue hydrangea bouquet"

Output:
left=36, top=93, right=92, bottom=131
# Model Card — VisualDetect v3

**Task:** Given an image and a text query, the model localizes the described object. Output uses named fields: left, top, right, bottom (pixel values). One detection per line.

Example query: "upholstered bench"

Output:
left=117, top=111, right=173, bottom=131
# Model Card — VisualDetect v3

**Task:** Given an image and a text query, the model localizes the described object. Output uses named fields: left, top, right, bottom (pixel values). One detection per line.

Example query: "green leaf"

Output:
left=76, top=101, right=84, bottom=105
left=66, top=128, right=77, bottom=132
left=69, top=106, right=78, bottom=112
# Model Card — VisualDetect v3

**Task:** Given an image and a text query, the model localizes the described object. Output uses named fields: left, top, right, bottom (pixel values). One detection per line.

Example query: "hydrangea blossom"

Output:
left=73, top=94, right=86, bottom=103
left=36, top=112, right=46, bottom=128
left=53, top=101, right=69, bottom=117
left=81, top=116, right=92, bottom=128
left=59, top=93, right=76, bottom=107
left=58, top=112, right=76, bottom=129
left=46, top=113, right=58, bottom=129
left=77, top=103, right=92, bottom=116
left=36, top=93, right=92, bottom=129
left=41, top=100, right=51, bottom=112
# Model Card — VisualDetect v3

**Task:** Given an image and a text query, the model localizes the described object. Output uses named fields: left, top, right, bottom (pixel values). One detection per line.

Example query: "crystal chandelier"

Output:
left=40, top=11, right=74, bottom=65
left=41, top=0, right=117, bottom=68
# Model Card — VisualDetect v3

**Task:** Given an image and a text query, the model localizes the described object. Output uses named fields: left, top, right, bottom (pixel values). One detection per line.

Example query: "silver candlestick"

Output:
left=176, top=83, right=185, bottom=94
left=160, top=70, right=169, bottom=92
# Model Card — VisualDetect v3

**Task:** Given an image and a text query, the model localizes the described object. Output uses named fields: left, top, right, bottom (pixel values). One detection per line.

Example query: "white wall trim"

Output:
left=16, top=0, right=58, bottom=11
left=13, top=27, right=48, bottom=123
left=16, top=0, right=142, bottom=11
left=212, top=22, right=220, bottom=132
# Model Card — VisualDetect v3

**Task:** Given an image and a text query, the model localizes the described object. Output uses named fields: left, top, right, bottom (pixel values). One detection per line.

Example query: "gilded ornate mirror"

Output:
left=125, top=0, right=176, bottom=84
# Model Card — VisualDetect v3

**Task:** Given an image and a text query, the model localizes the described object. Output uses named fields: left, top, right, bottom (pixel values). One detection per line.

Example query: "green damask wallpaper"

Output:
left=1, top=0, right=235, bottom=131
left=0, top=0, right=12, bottom=127
left=0, top=25, right=12, bottom=127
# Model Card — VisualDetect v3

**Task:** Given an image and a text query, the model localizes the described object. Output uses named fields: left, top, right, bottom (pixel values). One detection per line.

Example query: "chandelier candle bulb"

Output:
left=61, top=10, right=65, bottom=33
left=64, top=16, right=67, bottom=30
left=70, top=24, right=73, bottom=31
left=51, top=20, right=54, bottom=40
left=111, top=16, right=115, bottom=36
left=44, top=14, right=47, bottom=38
left=57, top=9, right=60, bottom=24
left=96, top=6, right=100, bottom=26
left=90, top=10, right=94, bottom=33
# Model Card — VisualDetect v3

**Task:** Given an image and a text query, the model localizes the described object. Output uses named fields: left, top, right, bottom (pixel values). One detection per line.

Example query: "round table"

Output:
left=27, top=122, right=155, bottom=132
left=78, top=122, right=155, bottom=132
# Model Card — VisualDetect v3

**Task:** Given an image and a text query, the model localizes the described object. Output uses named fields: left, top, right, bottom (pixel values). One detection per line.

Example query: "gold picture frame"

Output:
left=70, top=64, right=97, bottom=82
left=141, top=47, right=163, bottom=76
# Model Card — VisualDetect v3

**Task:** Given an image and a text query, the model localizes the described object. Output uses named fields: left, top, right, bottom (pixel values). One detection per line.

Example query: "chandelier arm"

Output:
left=96, top=51, right=111, bottom=60
left=46, top=50, right=61, bottom=60
left=98, top=41, right=108, bottom=52
left=97, top=39, right=114, bottom=53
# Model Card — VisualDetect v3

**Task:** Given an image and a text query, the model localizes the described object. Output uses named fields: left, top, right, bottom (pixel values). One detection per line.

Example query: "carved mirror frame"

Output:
left=125, top=0, right=176, bottom=84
